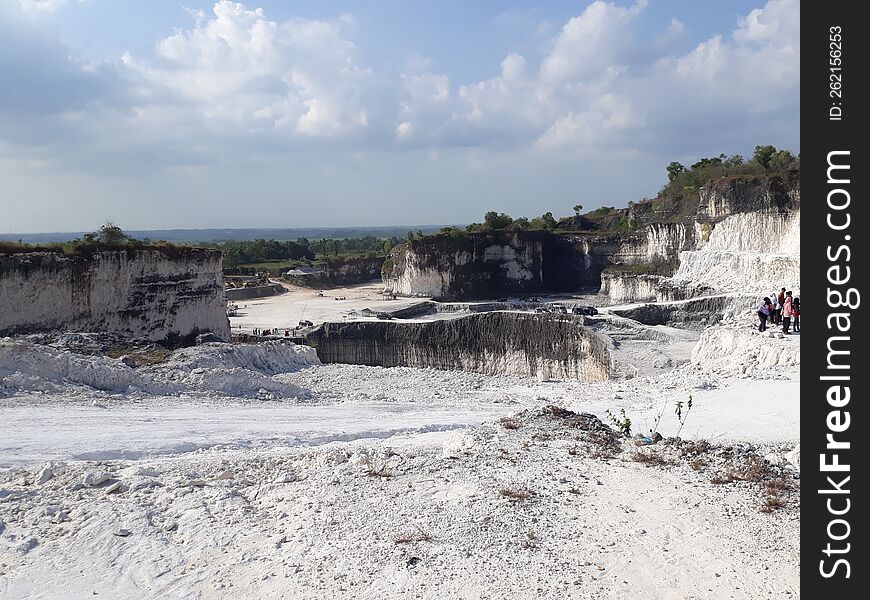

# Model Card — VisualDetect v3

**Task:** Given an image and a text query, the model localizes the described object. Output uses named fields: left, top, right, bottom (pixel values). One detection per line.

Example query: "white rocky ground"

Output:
left=0, top=300, right=799, bottom=599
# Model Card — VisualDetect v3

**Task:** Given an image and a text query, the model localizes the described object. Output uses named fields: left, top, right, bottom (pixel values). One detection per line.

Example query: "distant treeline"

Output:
left=0, top=223, right=190, bottom=257
left=216, top=235, right=406, bottom=269
left=435, top=144, right=799, bottom=237
left=661, top=144, right=799, bottom=197
left=2, top=225, right=450, bottom=246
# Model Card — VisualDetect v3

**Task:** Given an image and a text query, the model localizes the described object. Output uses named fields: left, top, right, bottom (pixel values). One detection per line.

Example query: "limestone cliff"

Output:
left=286, top=257, right=385, bottom=288
left=383, top=175, right=799, bottom=302
left=308, top=312, right=611, bottom=381
left=382, top=231, right=545, bottom=299
left=0, top=249, right=230, bottom=344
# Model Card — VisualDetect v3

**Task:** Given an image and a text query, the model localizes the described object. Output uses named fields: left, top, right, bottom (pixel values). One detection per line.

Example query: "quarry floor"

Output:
left=227, top=280, right=607, bottom=333
left=0, top=304, right=800, bottom=599
left=228, top=281, right=416, bottom=333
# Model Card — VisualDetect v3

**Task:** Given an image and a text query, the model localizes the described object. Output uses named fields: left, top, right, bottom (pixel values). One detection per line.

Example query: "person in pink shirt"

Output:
left=781, top=291, right=794, bottom=334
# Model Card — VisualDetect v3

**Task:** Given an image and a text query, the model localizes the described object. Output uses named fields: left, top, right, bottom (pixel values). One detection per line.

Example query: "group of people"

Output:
left=252, top=328, right=292, bottom=337
left=757, top=287, right=800, bottom=334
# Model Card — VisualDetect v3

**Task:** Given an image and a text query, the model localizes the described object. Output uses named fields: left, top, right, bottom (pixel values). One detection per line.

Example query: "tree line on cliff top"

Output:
left=2, top=145, right=798, bottom=259
left=0, top=223, right=187, bottom=256
left=433, top=144, right=799, bottom=237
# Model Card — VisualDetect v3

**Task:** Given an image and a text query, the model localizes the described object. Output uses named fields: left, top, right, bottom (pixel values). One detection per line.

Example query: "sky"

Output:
left=0, top=0, right=799, bottom=233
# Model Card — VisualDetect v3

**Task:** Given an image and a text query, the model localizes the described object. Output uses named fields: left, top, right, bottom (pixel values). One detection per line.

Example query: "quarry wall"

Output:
left=0, top=249, right=230, bottom=344
left=383, top=177, right=799, bottom=302
left=308, top=312, right=611, bottom=381
left=382, top=231, right=546, bottom=299
left=286, top=257, right=385, bottom=288
left=226, top=283, right=286, bottom=301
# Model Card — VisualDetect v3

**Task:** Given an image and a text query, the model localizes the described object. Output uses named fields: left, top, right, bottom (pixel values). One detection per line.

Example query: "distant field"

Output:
left=237, top=261, right=300, bottom=271
left=1, top=225, right=455, bottom=245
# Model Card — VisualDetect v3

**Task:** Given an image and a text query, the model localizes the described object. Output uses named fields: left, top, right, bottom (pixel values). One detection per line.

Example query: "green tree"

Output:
left=406, top=230, right=415, bottom=242
left=753, top=145, right=777, bottom=169
left=383, top=240, right=393, bottom=255
left=483, top=211, right=514, bottom=229
left=540, top=211, right=557, bottom=230
left=769, top=149, right=796, bottom=171
left=690, top=154, right=725, bottom=170
left=666, top=162, right=685, bottom=182
left=723, top=154, right=744, bottom=169
left=98, top=222, right=128, bottom=245
left=573, top=204, right=583, bottom=216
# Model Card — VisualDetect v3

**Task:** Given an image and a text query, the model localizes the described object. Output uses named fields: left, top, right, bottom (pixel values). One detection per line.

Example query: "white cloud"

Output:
left=18, top=0, right=67, bottom=14
left=123, top=1, right=376, bottom=138
left=0, top=0, right=800, bottom=171
left=535, top=94, right=640, bottom=149
left=380, top=0, right=794, bottom=155
left=539, top=0, right=648, bottom=84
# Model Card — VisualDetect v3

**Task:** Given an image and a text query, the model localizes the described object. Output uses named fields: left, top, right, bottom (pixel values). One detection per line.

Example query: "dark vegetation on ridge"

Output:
left=431, top=144, right=799, bottom=240
left=0, top=223, right=199, bottom=258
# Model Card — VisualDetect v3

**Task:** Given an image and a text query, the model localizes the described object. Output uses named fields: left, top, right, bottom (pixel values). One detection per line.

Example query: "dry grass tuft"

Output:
left=690, top=458, right=707, bottom=471
left=499, top=417, right=520, bottom=430
left=765, top=478, right=790, bottom=493
left=365, top=461, right=395, bottom=478
left=760, top=494, right=786, bottom=513
left=727, top=456, right=770, bottom=483
left=630, top=450, right=671, bottom=467
left=679, top=439, right=713, bottom=458
left=499, top=488, right=534, bottom=503
left=542, top=405, right=574, bottom=418
left=520, top=531, right=540, bottom=549
left=395, top=527, right=433, bottom=544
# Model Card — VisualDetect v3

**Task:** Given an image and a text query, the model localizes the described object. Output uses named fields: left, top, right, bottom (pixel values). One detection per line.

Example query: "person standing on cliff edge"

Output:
left=757, top=297, right=772, bottom=332
left=776, top=288, right=786, bottom=324
left=781, top=291, right=794, bottom=334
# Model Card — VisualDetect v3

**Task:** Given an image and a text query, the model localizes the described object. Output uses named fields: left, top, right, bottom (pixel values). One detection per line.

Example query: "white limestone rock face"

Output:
left=599, top=272, right=662, bottom=304
left=0, top=250, right=230, bottom=343
left=669, top=210, right=800, bottom=297
left=644, top=222, right=692, bottom=262
left=691, top=325, right=800, bottom=377
left=310, top=312, right=612, bottom=382
left=382, top=232, right=544, bottom=300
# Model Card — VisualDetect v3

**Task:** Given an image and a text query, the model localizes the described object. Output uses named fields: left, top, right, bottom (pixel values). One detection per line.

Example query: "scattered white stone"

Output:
left=214, top=469, right=235, bottom=481
left=113, top=528, right=132, bottom=537
left=16, top=537, right=39, bottom=555
left=82, top=469, right=112, bottom=487
left=36, top=466, right=54, bottom=484
left=133, top=467, right=161, bottom=477
left=764, top=452, right=785, bottom=467
left=189, top=479, right=207, bottom=487
left=104, top=481, right=126, bottom=494
left=274, top=471, right=298, bottom=483
left=326, top=449, right=350, bottom=466
left=785, top=444, right=800, bottom=471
